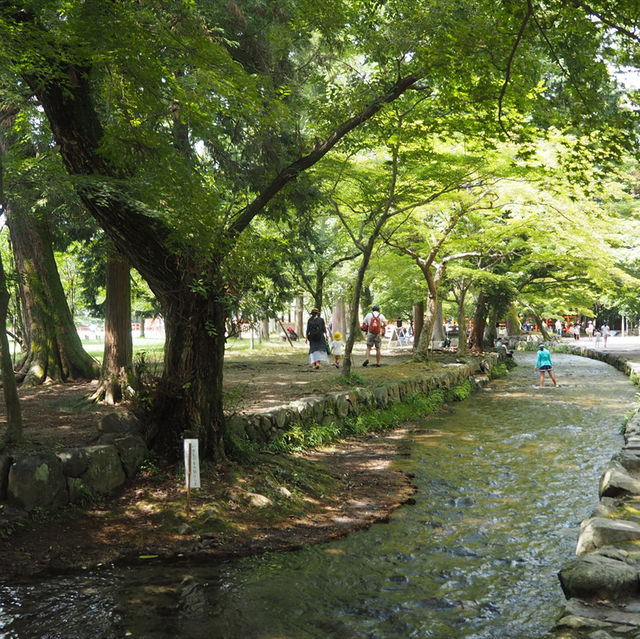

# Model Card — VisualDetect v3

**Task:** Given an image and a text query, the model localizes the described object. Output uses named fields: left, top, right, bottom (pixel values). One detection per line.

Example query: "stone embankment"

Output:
left=0, top=353, right=500, bottom=535
left=543, top=342, right=640, bottom=639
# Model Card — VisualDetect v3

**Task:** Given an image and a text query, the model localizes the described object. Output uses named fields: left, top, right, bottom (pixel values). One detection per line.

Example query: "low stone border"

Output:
left=542, top=345, right=640, bottom=638
left=0, top=413, right=147, bottom=531
left=226, top=354, right=500, bottom=444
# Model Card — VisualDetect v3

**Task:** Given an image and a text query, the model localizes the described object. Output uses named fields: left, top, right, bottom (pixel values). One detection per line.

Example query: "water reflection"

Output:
left=0, top=353, right=636, bottom=638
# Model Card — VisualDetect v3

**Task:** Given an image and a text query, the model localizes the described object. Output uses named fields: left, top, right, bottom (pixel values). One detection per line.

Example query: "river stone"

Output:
left=81, top=445, right=126, bottom=495
left=7, top=453, right=68, bottom=512
left=56, top=448, right=89, bottom=477
left=613, top=450, right=640, bottom=473
left=226, top=414, right=250, bottom=440
left=558, top=554, right=639, bottom=600
left=599, top=463, right=640, bottom=498
left=248, top=492, right=272, bottom=508
left=577, top=517, right=640, bottom=555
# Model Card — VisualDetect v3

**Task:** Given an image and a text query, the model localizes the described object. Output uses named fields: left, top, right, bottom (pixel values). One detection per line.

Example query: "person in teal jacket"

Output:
left=535, top=344, right=558, bottom=387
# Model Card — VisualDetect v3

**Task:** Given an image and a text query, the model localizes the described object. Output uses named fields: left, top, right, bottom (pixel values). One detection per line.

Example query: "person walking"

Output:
left=362, top=304, right=386, bottom=367
left=305, top=307, right=328, bottom=370
left=330, top=331, right=344, bottom=369
left=555, top=319, right=562, bottom=336
left=535, top=344, right=558, bottom=387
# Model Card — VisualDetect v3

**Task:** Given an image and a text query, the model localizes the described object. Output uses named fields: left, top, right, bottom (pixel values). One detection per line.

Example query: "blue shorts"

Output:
left=539, top=365, right=552, bottom=371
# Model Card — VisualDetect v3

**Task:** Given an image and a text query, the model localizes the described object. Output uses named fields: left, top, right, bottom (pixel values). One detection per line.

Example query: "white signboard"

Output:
left=183, top=439, right=201, bottom=489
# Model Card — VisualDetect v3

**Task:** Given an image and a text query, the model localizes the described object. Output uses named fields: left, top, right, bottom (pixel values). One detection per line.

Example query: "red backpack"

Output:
left=369, top=312, right=382, bottom=335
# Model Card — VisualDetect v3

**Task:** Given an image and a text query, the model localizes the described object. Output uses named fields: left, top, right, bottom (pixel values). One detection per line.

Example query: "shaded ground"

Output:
left=0, top=340, right=453, bottom=579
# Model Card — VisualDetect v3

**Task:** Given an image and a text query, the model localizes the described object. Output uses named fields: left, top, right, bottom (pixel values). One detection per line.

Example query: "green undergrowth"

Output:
left=260, top=382, right=472, bottom=455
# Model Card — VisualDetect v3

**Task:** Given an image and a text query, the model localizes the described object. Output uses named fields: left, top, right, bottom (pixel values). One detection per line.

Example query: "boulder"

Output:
left=57, top=448, right=89, bottom=477
left=98, top=412, right=142, bottom=437
left=7, top=454, right=68, bottom=512
left=599, top=463, right=640, bottom=498
left=577, top=517, right=640, bottom=555
left=81, top=445, right=126, bottom=495
left=558, top=553, right=639, bottom=600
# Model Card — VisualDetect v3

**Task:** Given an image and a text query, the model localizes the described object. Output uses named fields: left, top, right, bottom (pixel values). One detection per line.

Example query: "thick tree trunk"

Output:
left=7, top=205, right=98, bottom=384
left=331, top=297, right=346, bottom=337
left=0, top=157, right=22, bottom=447
left=456, top=289, right=469, bottom=357
left=91, top=248, right=133, bottom=404
left=432, top=303, right=445, bottom=343
left=343, top=256, right=370, bottom=376
left=412, top=302, right=424, bottom=349
left=505, top=304, right=520, bottom=335
left=486, top=306, right=498, bottom=345
left=0, top=249, right=22, bottom=447
left=468, top=291, right=488, bottom=351
left=146, top=290, right=226, bottom=460
left=415, top=292, right=438, bottom=357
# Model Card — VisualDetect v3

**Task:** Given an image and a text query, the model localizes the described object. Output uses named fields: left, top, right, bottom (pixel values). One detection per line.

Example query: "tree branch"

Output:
left=226, top=74, right=421, bottom=238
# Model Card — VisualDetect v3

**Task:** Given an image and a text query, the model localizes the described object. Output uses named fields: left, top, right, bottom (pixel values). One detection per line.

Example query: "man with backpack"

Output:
left=361, top=304, right=386, bottom=367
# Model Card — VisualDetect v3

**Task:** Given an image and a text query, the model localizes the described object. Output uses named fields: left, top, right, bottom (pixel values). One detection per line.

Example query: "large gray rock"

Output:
left=98, top=412, right=142, bottom=437
left=577, top=517, right=640, bottom=555
left=81, top=445, right=126, bottom=495
left=57, top=448, right=89, bottom=477
left=7, top=454, right=68, bottom=511
left=558, top=554, right=639, bottom=600
left=599, top=462, right=640, bottom=498
left=100, top=434, right=147, bottom=477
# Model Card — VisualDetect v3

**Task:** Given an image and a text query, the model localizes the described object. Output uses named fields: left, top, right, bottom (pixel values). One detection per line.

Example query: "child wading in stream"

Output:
left=535, top=344, right=558, bottom=387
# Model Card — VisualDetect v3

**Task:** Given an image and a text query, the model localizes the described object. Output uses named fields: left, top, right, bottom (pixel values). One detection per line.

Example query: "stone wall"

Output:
left=0, top=413, right=147, bottom=530
left=543, top=345, right=640, bottom=638
left=226, top=355, right=500, bottom=445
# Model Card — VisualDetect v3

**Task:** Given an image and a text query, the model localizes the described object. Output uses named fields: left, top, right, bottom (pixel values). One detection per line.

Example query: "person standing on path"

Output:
left=362, top=304, right=386, bottom=367
left=535, top=344, right=558, bottom=387
left=601, top=322, right=610, bottom=348
left=306, top=308, right=329, bottom=370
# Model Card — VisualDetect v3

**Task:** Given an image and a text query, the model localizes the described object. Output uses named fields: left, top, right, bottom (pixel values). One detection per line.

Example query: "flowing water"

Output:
left=1, top=352, right=637, bottom=639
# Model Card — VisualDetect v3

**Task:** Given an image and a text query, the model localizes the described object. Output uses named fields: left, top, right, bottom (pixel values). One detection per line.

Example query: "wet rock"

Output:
left=559, top=554, right=639, bottom=600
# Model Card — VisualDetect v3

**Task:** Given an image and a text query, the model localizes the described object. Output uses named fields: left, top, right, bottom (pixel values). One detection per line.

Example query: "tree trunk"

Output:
left=0, top=157, right=22, bottom=447
left=505, top=304, right=520, bottom=335
left=91, top=247, right=133, bottom=404
left=331, top=297, right=346, bottom=338
left=412, top=302, right=424, bottom=349
left=7, top=204, right=98, bottom=384
left=486, top=306, right=498, bottom=346
left=295, top=296, right=304, bottom=337
left=456, top=289, right=469, bottom=357
left=468, top=291, right=488, bottom=351
left=432, top=303, right=445, bottom=343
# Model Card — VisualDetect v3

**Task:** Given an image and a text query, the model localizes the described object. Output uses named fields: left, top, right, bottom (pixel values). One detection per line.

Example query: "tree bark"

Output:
left=412, top=302, right=424, bottom=349
left=7, top=204, right=98, bottom=384
left=91, top=246, right=133, bottom=404
left=295, top=295, right=304, bottom=337
left=468, top=291, right=488, bottom=351
left=456, top=289, right=469, bottom=357
left=0, top=156, right=22, bottom=447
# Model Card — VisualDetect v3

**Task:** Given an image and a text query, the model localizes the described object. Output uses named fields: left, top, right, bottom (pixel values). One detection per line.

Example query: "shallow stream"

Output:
left=1, top=352, right=637, bottom=638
